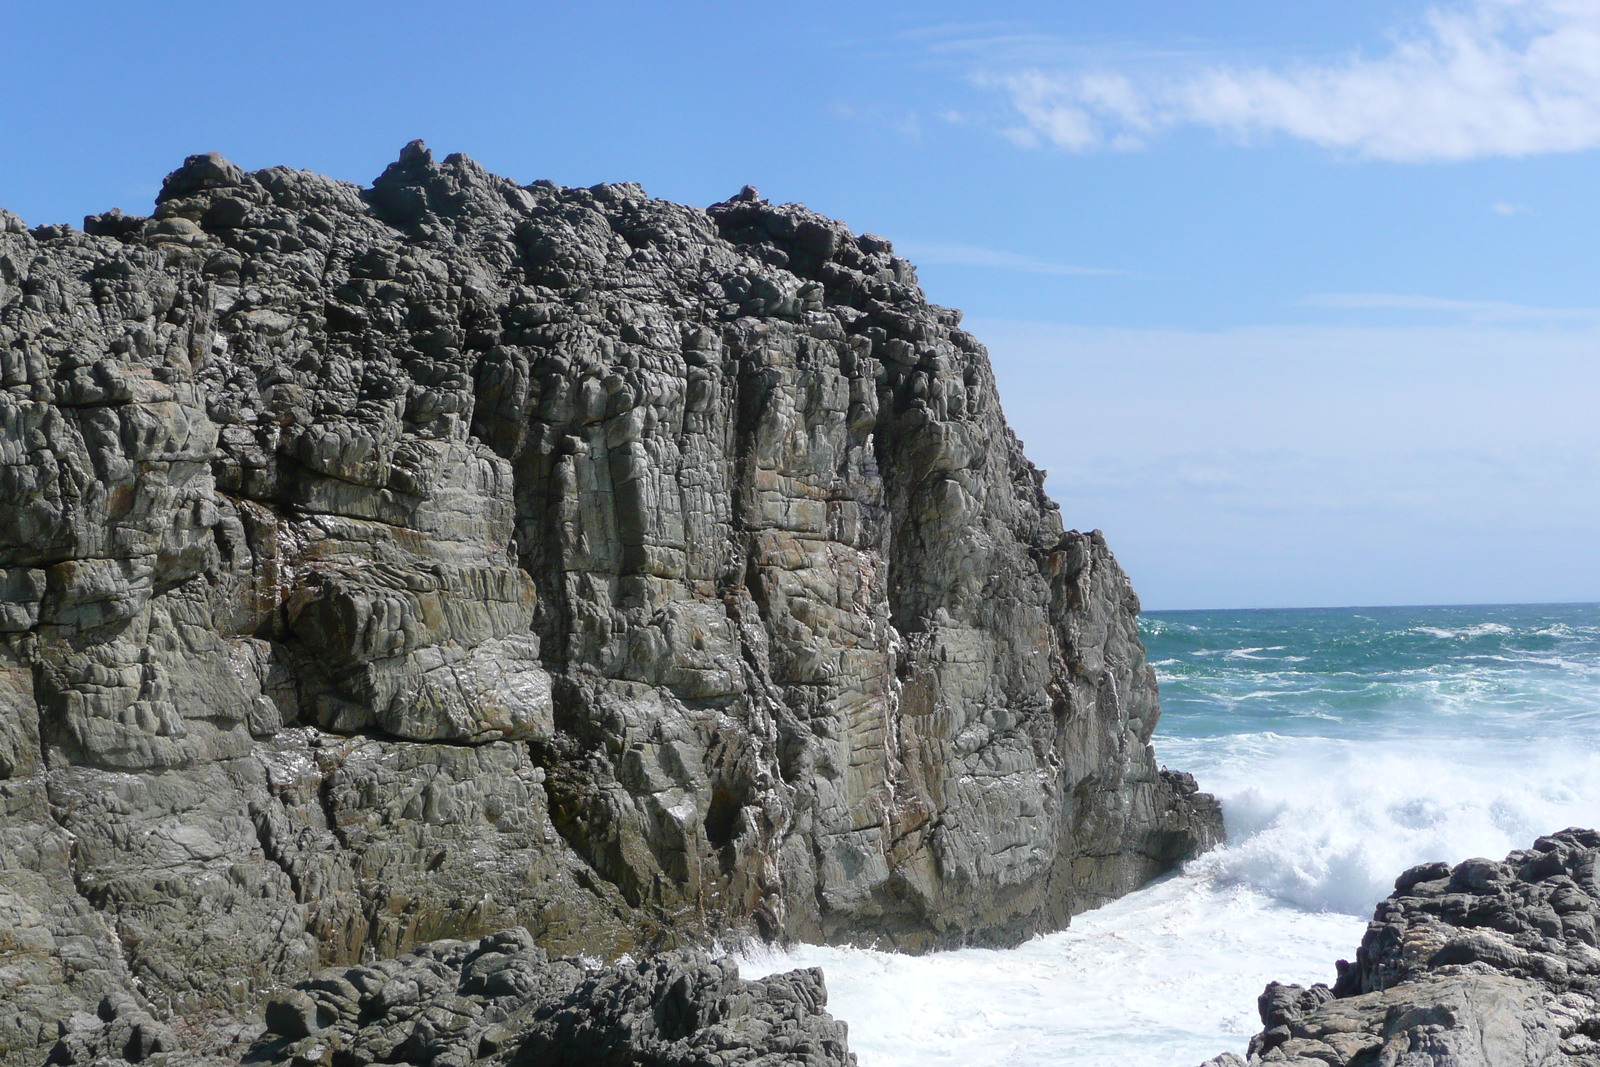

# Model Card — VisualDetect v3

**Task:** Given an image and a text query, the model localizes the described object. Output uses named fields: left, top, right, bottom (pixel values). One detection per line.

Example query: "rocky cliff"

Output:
left=1205, top=829, right=1600, bottom=1067
left=0, top=143, right=1220, bottom=1064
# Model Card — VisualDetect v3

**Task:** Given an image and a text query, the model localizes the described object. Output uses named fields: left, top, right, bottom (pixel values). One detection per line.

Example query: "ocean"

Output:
left=738, top=602, right=1600, bottom=1066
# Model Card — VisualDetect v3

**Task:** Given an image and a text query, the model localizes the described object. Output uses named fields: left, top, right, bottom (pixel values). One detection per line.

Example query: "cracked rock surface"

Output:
left=1204, top=829, right=1600, bottom=1067
left=0, top=145, right=1220, bottom=1065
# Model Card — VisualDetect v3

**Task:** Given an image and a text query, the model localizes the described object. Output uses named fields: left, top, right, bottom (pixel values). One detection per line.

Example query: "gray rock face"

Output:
left=0, top=145, right=1220, bottom=1064
left=1213, top=829, right=1600, bottom=1066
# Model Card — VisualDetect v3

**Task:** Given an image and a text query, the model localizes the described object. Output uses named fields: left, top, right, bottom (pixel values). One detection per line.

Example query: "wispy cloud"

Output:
left=904, top=23, right=1226, bottom=68
left=830, top=101, right=925, bottom=141
left=1299, top=292, right=1600, bottom=322
left=893, top=240, right=1131, bottom=276
left=977, top=0, right=1600, bottom=161
left=1492, top=201, right=1533, bottom=214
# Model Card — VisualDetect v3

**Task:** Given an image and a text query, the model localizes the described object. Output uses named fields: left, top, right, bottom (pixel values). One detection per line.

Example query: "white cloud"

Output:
left=985, top=0, right=1600, bottom=161
left=1299, top=292, right=1600, bottom=321
left=1492, top=200, right=1533, bottom=213
left=892, top=240, right=1130, bottom=276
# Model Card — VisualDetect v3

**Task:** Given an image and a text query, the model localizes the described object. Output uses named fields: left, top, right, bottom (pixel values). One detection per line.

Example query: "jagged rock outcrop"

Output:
left=52, top=927, right=854, bottom=1067
left=1207, top=829, right=1600, bottom=1066
left=0, top=144, right=1220, bottom=1065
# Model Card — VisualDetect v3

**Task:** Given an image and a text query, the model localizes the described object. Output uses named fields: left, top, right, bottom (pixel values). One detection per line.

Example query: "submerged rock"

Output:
left=0, top=145, right=1220, bottom=1064
left=1210, top=828, right=1600, bottom=1066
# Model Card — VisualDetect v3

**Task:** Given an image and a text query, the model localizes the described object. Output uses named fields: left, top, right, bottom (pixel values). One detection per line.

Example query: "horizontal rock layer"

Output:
left=0, top=145, right=1220, bottom=1064
left=1207, top=828, right=1600, bottom=1067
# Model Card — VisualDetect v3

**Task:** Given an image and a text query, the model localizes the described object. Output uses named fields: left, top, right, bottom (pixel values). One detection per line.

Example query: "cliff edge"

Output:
left=0, top=144, right=1220, bottom=1063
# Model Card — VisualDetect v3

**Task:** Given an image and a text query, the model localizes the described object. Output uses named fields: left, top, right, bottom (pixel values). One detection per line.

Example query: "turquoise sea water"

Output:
left=1152, top=602, right=1600, bottom=744
left=742, top=602, right=1600, bottom=1066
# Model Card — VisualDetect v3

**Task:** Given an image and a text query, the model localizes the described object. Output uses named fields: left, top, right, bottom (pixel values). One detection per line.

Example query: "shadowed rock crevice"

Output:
left=0, top=145, right=1221, bottom=1065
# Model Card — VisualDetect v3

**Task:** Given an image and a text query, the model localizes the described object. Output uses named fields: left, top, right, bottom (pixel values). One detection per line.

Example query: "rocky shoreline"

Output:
left=0, top=146, right=1220, bottom=1064
left=1203, top=828, right=1600, bottom=1067
left=55, top=928, right=856, bottom=1067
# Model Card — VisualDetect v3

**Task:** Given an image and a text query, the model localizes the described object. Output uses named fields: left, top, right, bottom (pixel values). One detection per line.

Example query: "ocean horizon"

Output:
left=1146, top=598, right=1600, bottom=615
left=741, top=600, right=1600, bottom=1065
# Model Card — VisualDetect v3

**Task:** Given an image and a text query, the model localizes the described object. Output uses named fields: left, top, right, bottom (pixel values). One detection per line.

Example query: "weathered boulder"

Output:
left=0, top=145, right=1220, bottom=1064
left=1209, top=829, right=1600, bottom=1066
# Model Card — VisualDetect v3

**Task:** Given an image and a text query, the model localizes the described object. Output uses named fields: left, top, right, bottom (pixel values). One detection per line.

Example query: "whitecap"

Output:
left=1409, top=623, right=1516, bottom=640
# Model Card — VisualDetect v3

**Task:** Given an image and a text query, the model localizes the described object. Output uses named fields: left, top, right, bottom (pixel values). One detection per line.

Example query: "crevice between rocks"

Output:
left=248, top=795, right=305, bottom=902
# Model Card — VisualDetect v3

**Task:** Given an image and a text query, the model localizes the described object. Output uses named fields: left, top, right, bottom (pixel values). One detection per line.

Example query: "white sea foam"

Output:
left=1177, top=733, right=1600, bottom=914
left=737, top=877, right=1362, bottom=1067
left=1409, top=623, right=1515, bottom=639
left=1533, top=624, right=1583, bottom=638
left=1224, top=646, right=1287, bottom=659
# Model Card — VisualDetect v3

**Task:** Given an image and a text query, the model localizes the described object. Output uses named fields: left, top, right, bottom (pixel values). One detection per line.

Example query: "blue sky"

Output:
left=5, top=1, right=1598, bottom=609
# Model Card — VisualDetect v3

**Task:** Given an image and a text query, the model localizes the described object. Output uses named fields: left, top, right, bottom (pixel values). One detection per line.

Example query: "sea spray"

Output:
left=1171, top=733, right=1600, bottom=915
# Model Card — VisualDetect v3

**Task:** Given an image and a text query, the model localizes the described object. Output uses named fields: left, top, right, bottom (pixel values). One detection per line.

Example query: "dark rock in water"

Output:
left=1257, top=980, right=1335, bottom=1033
left=1207, top=828, right=1600, bottom=1066
left=0, top=144, right=1221, bottom=1065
